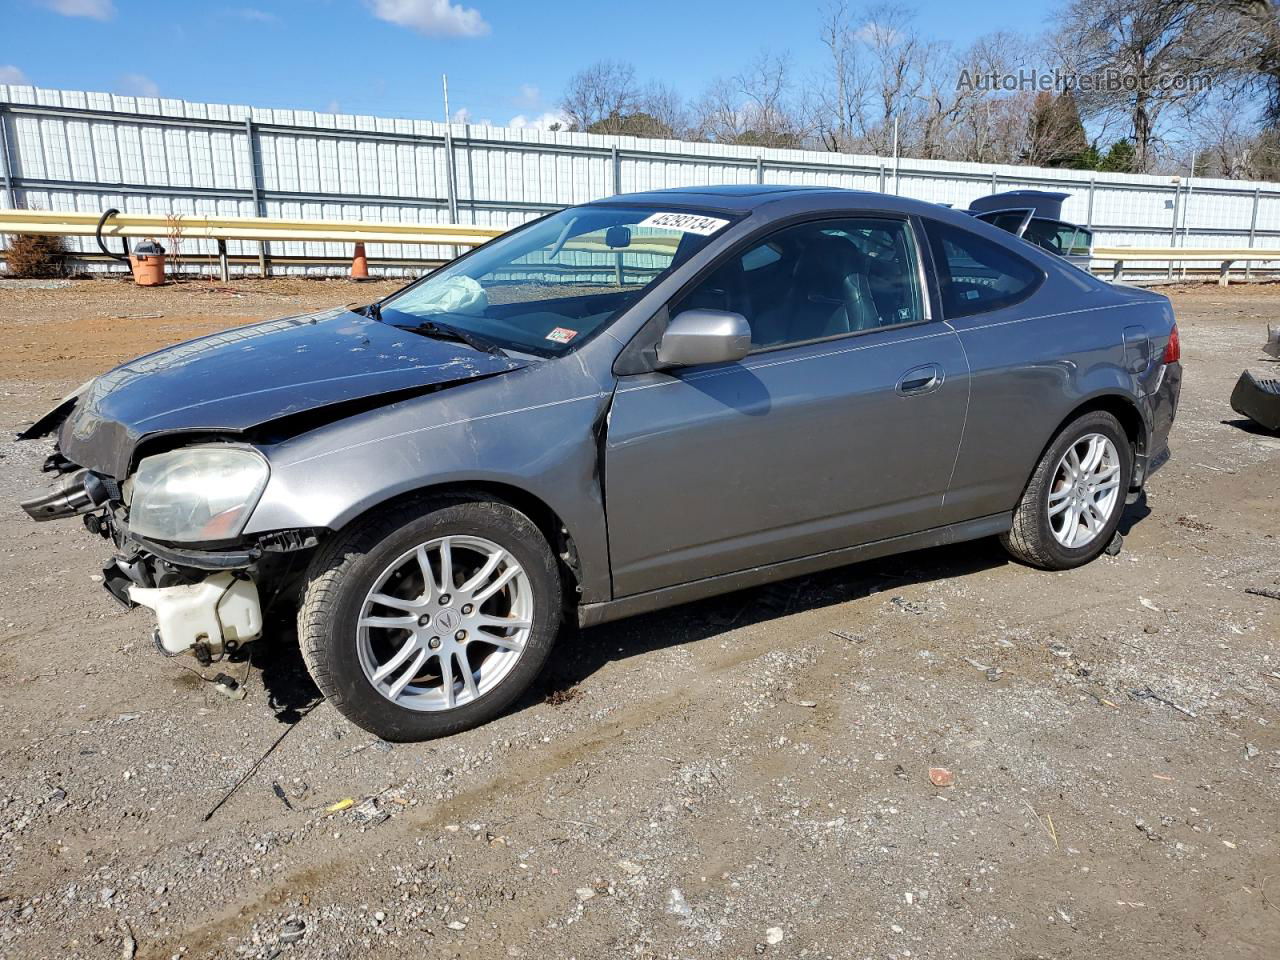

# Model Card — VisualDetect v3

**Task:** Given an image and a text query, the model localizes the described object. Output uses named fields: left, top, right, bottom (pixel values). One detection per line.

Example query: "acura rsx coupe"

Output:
left=19, top=185, right=1181, bottom=741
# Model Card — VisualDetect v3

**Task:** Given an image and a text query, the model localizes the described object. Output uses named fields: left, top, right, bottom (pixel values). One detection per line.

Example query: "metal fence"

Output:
left=2, top=83, right=1279, bottom=277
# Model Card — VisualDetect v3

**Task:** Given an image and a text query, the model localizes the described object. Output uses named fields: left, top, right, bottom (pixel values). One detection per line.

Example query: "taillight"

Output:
left=1163, top=323, right=1180, bottom=364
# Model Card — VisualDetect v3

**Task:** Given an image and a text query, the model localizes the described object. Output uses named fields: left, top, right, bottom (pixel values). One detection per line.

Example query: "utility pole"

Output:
left=442, top=74, right=450, bottom=124
left=891, top=116, right=900, bottom=195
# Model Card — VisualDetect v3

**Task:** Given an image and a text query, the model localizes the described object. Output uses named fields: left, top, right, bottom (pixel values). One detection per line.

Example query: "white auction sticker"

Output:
left=637, top=212, right=730, bottom=236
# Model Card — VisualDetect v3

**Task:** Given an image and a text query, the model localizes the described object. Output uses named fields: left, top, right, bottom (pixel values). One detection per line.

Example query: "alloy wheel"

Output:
left=355, top=535, right=533, bottom=711
left=1047, top=433, right=1122, bottom=549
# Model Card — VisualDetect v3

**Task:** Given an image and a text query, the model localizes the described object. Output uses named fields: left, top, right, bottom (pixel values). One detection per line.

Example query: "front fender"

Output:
left=243, top=361, right=615, bottom=603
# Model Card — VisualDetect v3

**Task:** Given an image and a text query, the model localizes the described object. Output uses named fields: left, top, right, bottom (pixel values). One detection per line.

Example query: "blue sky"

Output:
left=1, top=0, right=1057, bottom=127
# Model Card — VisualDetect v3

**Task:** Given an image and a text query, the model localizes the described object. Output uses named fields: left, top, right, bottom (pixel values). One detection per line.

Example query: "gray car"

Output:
left=19, top=185, right=1182, bottom=741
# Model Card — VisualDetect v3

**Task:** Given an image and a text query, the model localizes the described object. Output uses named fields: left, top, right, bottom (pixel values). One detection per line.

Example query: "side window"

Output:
left=1022, top=218, right=1092, bottom=258
left=673, top=217, right=926, bottom=350
left=977, top=209, right=1031, bottom=236
left=924, top=220, right=1043, bottom=319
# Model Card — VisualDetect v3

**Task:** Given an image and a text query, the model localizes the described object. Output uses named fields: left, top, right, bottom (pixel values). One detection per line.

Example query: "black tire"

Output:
left=1000, top=410, right=1133, bottom=570
left=298, top=494, right=561, bottom=741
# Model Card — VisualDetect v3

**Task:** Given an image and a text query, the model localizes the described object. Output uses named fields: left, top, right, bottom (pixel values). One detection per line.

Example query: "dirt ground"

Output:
left=0, top=277, right=1277, bottom=960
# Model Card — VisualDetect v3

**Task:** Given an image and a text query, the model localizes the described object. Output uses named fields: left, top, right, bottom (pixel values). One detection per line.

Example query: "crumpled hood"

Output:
left=55, top=308, right=527, bottom=478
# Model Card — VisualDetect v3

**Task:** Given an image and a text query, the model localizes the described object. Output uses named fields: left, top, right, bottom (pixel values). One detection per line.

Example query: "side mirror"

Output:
left=656, top=309, right=752, bottom=368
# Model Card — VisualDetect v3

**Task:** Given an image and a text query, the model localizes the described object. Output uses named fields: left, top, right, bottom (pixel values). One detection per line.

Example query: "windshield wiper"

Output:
left=404, top=319, right=507, bottom=357
left=365, top=301, right=506, bottom=357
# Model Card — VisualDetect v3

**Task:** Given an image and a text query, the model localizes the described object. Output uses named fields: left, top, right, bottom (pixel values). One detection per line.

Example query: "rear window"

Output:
left=924, top=220, right=1043, bottom=319
left=1023, top=218, right=1092, bottom=258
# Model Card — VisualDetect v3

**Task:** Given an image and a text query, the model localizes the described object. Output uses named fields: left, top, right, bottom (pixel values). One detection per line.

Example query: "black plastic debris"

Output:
left=1230, top=370, right=1280, bottom=433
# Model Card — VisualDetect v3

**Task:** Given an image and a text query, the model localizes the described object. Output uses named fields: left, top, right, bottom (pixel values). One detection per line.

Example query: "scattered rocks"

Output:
left=928, top=767, right=955, bottom=787
left=666, top=888, right=692, bottom=918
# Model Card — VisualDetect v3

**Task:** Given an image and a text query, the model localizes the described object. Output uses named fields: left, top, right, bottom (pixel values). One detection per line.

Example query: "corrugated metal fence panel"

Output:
left=3, top=83, right=1280, bottom=276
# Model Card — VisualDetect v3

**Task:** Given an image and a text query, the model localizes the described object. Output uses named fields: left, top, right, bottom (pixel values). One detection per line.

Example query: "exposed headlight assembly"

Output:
left=128, top=447, right=269, bottom=543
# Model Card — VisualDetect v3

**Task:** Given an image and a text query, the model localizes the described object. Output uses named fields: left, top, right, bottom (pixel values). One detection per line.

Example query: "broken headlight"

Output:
left=128, top=447, right=269, bottom=543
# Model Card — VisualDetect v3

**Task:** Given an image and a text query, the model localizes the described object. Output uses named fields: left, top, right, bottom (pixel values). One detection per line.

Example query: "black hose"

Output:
left=95, top=208, right=129, bottom=261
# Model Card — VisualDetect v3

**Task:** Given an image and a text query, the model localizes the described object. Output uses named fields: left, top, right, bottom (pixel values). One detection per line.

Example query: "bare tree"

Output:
left=638, top=82, right=690, bottom=140
left=814, top=1, right=870, bottom=151
left=1056, top=0, right=1220, bottom=172
left=694, top=51, right=808, bottom=147
left=1211, top=1, right=1280, bottom=126
left=559, top=60, right=640, bottom=134
left=1185, top=94, right=1263, bottom=177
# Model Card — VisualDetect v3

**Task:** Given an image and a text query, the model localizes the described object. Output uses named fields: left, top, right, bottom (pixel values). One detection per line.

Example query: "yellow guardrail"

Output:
left=0, top=209, right=507, bottom=247
left=1094, top=246, right=1280, bottom=285
left=6, top=211, right=1280, bottom=286
left=1094, top=246, right=1280, bottom=261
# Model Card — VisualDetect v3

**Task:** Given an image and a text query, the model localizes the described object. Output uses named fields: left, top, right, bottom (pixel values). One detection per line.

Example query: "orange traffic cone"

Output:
left=350, top=242, right=369, bottom=280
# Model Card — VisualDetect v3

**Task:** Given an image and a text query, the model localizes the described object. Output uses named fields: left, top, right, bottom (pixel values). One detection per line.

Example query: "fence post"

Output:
left=1086, top=176, right=1095, bottom=229
left=0, top=107, right=15, bottom=209
left=1246, top=187, right=1260, bottom=280
left=610, top=145, right=624, bottom=283
left=1167, top=181, right=1181, bottom=280
left=990, top=170, right=998, bottom=192
left=244, top=117, right=268, bottom=278
left=756, top=156, right=764, bottom=185
left=878, top=163, right=885, bottom=193
left=1180, top=173, right=1195, bottom=280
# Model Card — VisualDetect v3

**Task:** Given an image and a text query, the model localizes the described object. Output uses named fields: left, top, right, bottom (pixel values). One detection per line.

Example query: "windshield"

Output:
left=379, top=205, right=736, bottom=357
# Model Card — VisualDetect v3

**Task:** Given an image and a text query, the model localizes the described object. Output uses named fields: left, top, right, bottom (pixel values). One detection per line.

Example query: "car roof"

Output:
left=591, top=184, right=973, bottom=223
left=594, top=184, right=884, bottom=213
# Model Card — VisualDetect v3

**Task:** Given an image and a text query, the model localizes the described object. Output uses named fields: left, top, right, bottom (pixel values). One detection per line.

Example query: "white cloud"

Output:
left=227, top=7, right=278, bottom=22
left=855, top=21, right=899, bottom=46
left=449, top=107, right=493, bottom=126
left=0, top=65, right=29, bottom=85
left=117, top=73, right=160, bottom=98
left=508, top=110, right=567, bottom=132
left=514, top=83, right=540, bottom=107
left=368, top=0, right=489, bottom=37
left=38, top=0, right=115, bottom=19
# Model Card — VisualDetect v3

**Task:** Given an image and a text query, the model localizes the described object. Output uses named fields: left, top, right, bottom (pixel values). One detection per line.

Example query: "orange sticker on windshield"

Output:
left=546, top=327, right=578, bottom=343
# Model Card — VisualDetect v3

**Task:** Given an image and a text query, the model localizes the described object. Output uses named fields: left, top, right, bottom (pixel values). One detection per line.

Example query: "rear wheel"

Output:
left=1001, top=411, right=1132, bottom=570
left=299, top=495, right=561, bottom=741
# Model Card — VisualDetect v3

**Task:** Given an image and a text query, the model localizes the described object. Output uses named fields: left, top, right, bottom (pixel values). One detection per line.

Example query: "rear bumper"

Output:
left=1134, top=360, right=1180, bottom=492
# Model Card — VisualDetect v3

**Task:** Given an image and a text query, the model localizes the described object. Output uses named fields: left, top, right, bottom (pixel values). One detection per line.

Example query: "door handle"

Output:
left=896, top=363, right=943, bottom=396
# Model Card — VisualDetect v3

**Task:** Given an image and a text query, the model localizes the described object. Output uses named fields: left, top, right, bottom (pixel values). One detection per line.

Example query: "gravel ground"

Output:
left=0, top=278, right=1278, bottom=960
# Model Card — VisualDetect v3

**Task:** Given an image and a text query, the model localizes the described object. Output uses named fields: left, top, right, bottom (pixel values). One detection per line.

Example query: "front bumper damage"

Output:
left=21, top=465, right=310, bottom=662
left=131, top=573, right=263, bottom=657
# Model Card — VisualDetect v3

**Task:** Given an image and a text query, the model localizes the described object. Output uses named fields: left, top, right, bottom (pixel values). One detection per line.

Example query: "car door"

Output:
left=922, top=217, right=1082, bottom=525
left=604, top=215, right=970, bottom=598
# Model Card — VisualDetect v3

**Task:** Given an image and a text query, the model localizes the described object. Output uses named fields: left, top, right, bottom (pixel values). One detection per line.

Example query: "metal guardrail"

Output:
left=0, top=208, right=507, bottom=280
left=0, top=209, right=506, bottom=246
left=1094, top=246, right=1280, bottom=285
left=5, top=210, right=1280, bottom=286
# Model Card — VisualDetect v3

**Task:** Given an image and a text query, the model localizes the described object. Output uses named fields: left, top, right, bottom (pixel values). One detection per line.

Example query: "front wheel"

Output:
left=298, top=496, right=561, bottom=741
left=1001, top=410, right=1132, bottom=570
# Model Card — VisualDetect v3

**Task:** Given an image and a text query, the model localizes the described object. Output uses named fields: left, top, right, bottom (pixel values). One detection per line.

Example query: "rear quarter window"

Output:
left=924, top=220, right=1044, bottom=319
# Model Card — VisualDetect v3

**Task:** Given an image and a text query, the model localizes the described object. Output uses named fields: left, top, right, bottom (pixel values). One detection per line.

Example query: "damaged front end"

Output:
left=16, top=306, right=530, bottom=664
left=21, top=452, right=313, bottom=663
